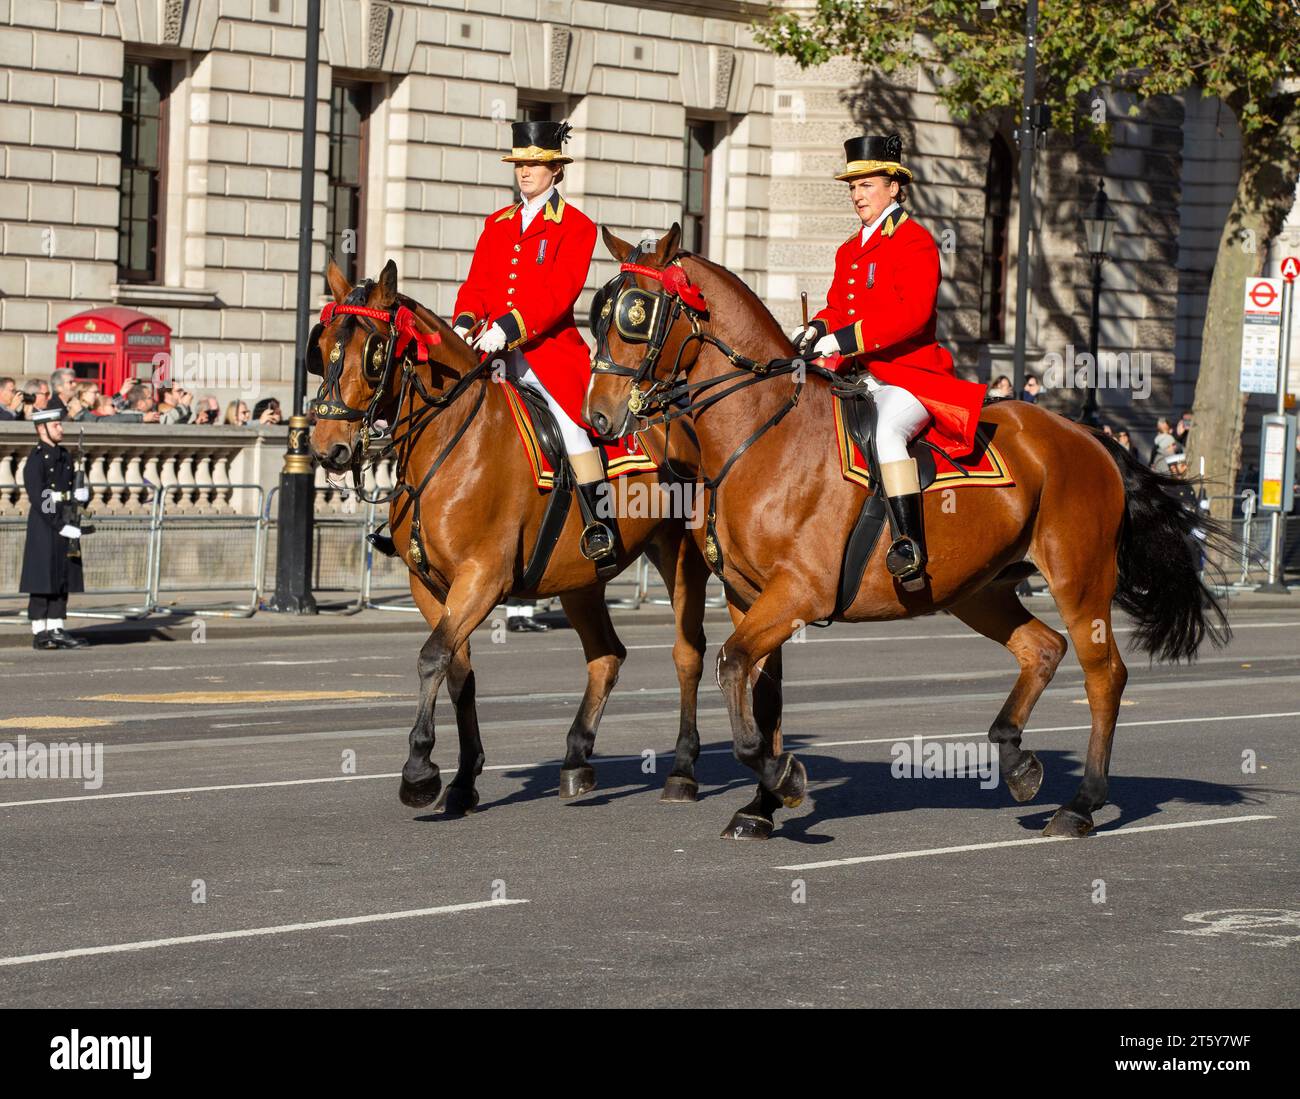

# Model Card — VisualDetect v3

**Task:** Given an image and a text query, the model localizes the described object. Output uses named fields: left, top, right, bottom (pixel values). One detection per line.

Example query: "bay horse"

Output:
left=307, top=259, right=713, bottom=813
left=584, top=225, right=1230, bottom=841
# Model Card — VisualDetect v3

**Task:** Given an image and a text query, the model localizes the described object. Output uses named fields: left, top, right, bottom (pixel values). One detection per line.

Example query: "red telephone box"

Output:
left=55, top=307, right=172, bottom=393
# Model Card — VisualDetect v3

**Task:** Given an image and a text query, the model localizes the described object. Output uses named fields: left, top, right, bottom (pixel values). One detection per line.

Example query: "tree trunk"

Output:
left=1186, top=97, right=1300, bottom=529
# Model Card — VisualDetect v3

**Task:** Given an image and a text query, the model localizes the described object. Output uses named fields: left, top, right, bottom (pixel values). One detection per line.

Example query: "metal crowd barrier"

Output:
left=2, top=480, right=724, bottom=625
left=1201, top=491, right=1271, bottom=592
left=1, top=481, right=267, bottom=623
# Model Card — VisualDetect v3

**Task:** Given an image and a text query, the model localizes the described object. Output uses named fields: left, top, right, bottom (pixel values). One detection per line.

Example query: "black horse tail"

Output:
left=1094, top=431, right=1232, bottom=662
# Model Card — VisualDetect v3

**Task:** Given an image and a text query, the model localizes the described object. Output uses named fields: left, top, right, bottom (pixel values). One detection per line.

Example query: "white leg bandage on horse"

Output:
left=871, top=383, right=930, bottom=465
left=515, top=362, right=597, bottom=457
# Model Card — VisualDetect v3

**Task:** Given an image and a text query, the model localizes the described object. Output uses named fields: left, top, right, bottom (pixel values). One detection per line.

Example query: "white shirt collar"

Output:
left=519, top=186, right=556, bottom=231
left=860, top=201, right=900, bottom=245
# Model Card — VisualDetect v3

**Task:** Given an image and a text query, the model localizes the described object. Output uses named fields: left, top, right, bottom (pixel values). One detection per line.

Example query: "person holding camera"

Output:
left=20, top=407, right=89, bottom=650
left=0, top=377, right=23, bottom=421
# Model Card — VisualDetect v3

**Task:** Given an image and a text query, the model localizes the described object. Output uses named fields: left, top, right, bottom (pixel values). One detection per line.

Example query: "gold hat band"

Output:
left=502, top=145, right=574, bottom=164
left=834, top=159, right=914, bottom=182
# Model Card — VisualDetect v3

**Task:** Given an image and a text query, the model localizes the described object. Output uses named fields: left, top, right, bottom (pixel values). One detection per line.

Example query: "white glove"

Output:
left=812, top=333, right=840, bottom=358
left=473, top=323, right=507, bottom=355
left=789, top=323, right=811, bottom=345
left=74, top=487, right=90, bottom=504
left=59, top=524, right=81, bottom=540
left=453, top=325, right=471, bottom=341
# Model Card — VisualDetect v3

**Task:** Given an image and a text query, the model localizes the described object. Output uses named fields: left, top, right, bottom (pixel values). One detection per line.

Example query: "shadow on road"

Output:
left=413, top=737, right=1265, bottom=847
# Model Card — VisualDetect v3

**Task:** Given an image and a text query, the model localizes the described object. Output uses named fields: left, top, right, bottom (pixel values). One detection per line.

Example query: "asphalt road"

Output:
left=0, top=599, right=1296, bottom=1008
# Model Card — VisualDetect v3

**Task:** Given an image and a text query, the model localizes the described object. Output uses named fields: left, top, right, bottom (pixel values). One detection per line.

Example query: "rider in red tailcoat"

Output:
left=790, top=134, right=985, bottom=587
left=451, top=120, right=612, bottom=568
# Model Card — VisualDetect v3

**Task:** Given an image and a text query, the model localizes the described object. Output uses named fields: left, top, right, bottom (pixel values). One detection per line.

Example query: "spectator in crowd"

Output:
left=224, top=400, right=251, bottom=425
left=21, top=379, right=50, bottom=417
left=987, top=374, right=1014, bottom=400
left=91, top=394, right=118, bottom=417
left=155, top=384, right=195, bottom=425
left=109, top=376, right=138, bottom=411
left=252, top=397, right=282, bottom=425
left=0, top=376, right=22, bottom=421
left=191, top=395, right=222, bottom=425
left=1116, top=430, right=1133, bottom=453
left=1164, top=450, right=1189, bottom=478
left=1150, top=417, right=1177, bottom=467
left=1020, top=374, right=1041, bottom=403
left=113, top=383, right=161, bottom=424
left=47, top=368, right=77, bottom=413
left=255, top=397, right=282, bottom=424
left=1174, top=410, right=1193, bottom=448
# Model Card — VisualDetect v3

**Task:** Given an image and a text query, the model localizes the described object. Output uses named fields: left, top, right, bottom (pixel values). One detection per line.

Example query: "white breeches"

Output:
left=508, top=352, right=595, bottom=457
left=867, top=378, right=930, bottom=464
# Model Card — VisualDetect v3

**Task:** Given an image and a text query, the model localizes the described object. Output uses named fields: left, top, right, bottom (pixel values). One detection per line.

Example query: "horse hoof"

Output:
left=1005, top=751, right=1043, bottom=804
left=1043, top=806, right=1094, bottom=838
left=399, top=771, right=443, bottom=809
left=434, top=784, right=480, bottom=816
left=660, top=776, right=699, bottom=803
left=773, top=753, right=807, bottom=809
left=558, top=765, right=597, bottom=800
left=720, top=812, right=773, bottom=840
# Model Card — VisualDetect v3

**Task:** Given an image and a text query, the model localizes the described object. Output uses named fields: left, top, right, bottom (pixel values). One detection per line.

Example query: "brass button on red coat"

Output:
left=513, top=244, right=521, bottom=252
left=511, top=258, right=518, bottom=265
left=509, top=273, right=516, bottom=280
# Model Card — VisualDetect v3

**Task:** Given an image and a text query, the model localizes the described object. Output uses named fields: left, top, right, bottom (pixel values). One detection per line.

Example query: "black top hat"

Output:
left=836, top=133, right=913, bottom=182
left=502, top=120, right=574, bottom=164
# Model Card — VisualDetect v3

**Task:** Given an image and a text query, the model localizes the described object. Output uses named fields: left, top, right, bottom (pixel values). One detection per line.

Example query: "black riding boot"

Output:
left=366, top=530, right=398, bottom=558
left=884, top=491, right=927, bottom=586
left=575, top=479, right=616, bottom=574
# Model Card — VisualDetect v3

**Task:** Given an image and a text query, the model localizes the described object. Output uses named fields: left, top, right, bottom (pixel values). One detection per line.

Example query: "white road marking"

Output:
left=0, top=898, right=529, bottom=969
left=0, top=709, right=1294, bottom=810
left=210, top=721, right=285, bottom=729
left=775, top=815, right=1277, bottom=871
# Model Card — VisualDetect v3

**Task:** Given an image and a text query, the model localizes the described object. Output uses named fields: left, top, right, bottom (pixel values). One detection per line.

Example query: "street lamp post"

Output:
left=1079, top=179, right=1117, bottom=427
left=269, top=0, right=321, bottom=614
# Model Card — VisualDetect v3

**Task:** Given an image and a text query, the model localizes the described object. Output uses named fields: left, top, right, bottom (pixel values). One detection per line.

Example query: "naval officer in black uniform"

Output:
left=21, top=407, right=89, bottom=650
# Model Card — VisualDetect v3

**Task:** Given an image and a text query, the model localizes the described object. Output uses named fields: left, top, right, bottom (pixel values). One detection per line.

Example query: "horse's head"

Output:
left=307, top=258, right=444, bottom=472
left=584, top=223, right=710, bottom=442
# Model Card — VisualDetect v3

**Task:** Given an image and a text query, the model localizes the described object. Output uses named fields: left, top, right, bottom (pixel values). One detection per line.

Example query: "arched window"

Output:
left=980, top=134, right=1013, bottom=342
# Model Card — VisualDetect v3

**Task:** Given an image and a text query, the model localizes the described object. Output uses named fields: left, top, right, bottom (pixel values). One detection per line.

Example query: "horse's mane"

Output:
left=677, top=251, right=792, bottom=353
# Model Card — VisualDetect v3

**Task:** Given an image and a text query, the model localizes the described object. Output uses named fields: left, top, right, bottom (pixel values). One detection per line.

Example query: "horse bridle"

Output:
left=589, top=245, right=716, bottom=424
left=307, top=297, right=438, bottom=438
left=588, top=248, right=874, bottom=574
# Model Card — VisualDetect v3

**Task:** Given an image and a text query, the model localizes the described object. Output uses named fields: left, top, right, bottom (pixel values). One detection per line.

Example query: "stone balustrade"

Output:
left=0, top=422, right=289, bottom=517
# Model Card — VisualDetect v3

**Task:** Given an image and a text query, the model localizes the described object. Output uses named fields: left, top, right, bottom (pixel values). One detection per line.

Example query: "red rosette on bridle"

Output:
left=619, top=262, right=708, bottom=312
left=315, top=302, right=441, bottom=362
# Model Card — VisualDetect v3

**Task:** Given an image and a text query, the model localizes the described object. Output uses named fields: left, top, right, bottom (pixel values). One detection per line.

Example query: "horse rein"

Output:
left=307, top=294, right=489, bottom=537
left=589, top=252, right=882, bottom=569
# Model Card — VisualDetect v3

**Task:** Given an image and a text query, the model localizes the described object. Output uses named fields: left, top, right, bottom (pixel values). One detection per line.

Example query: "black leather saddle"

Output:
left=512, top=383, right=569, bottom=483
left=839, top=391, right=938, bottom=492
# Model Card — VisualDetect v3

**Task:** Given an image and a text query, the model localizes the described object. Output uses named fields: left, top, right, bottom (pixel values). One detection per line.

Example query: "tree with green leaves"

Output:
left=757, top=0, right=1300, bottom=517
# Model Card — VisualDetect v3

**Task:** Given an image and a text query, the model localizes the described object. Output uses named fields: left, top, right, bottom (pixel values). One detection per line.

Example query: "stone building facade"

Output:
left=1, top=0, right=1294, bottom=455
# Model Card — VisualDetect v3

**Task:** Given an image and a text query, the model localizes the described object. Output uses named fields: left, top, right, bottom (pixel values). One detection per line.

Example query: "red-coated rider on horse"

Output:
left=452, top=119, right=613, bottom=568
left=790, top=134, right=984, bottom=586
